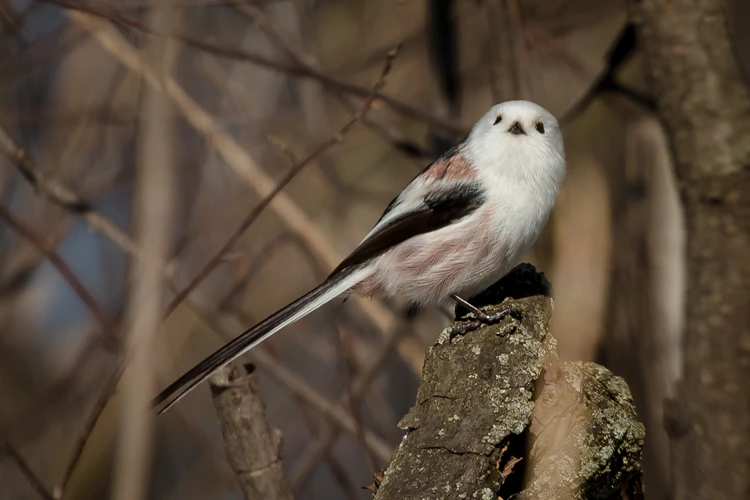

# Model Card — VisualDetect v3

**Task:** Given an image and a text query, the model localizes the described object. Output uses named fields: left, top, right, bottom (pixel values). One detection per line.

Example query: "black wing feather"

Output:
left=374, top=144, right=465, bottom=225
left=330, top=182, right=485, bottom=276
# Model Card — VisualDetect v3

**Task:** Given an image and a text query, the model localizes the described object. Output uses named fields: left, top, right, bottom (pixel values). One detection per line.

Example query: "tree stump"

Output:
left=372, top=264, right=645, bottom=500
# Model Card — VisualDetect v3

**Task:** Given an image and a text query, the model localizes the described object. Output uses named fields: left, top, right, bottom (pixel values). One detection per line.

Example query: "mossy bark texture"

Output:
left=373, top=265, right=645, bottom=500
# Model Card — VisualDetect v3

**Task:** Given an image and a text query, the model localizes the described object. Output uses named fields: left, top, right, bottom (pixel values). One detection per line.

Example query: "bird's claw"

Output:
left=447, top=303, right=522, bottom=339
left=472, top=303, right=522, bottom=324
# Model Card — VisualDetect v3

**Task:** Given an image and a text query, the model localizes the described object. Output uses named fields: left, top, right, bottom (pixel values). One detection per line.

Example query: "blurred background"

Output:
left=0, top=0, right=748, bottom=498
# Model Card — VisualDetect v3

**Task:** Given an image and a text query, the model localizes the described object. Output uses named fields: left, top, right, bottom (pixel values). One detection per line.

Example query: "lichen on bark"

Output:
left=373, top=264, right=644, bottom=500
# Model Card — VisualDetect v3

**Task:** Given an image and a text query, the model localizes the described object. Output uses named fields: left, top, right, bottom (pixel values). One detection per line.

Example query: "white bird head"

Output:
left=465, top=100, right=565, bottom=189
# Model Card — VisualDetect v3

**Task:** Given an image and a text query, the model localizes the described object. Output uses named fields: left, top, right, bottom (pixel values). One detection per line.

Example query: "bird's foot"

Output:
left=447, top=295, right=522, bottom=339
left=469, top=303, right=522, bottom=325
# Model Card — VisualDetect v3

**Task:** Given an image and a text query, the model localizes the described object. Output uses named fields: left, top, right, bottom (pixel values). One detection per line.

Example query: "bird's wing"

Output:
left=368, top=143, right=467, bottom=230
left=330, top=180, right=486, bottom=276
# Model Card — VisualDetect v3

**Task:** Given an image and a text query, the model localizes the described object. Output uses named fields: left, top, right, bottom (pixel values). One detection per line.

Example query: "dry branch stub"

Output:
left=372, top=264, right=645, bottom=500
left=209, top=364, right=293, bottom=500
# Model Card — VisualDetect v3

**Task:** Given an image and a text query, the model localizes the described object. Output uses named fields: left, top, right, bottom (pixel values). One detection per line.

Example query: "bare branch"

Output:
left=161, top=44, right=400, bottom=319
left=53, top=360, right=124, bottom=499
left=249, top=347, right=393, bottom=463
left=232, top=2, right=317, bottom=68
left=291, top=325, right=404, bottom=491
left=0, top=126, right=176, bottom=278
left=181, top=296, right=395, bottom=464
left=333, top=323, right=377, bottom=473
left=0, top=205, right=119, bottom=345
left=209, top=364, right=293, bottom=500
left=5, top=14, right=411, bottom=490
left=3, top=442, right=54, bottom=500
left=483, top=0, right=518, bottom=101
left=42, top=0, right=464, bottom=135
left=5, top=49, right=400, bottom=474
left=69, top=9, right=425, bottom=374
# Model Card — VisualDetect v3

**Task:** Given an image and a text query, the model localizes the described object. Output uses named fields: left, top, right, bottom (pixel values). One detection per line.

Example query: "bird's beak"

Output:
left=508, top=121, right=526, bottom=135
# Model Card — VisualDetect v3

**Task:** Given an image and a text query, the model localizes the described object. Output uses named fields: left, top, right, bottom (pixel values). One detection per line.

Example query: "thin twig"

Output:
left=291, top=326, right=404, bottom=490
left=45, top=0, right=464, bottom=135
left=4, top=16, right=404, bottom=492
left=9, top=335, right=102, bottom=446
left=7, top=29, right=398, bottom=496
left=505, top=0, right=528, bottom=100
left=334, top=322, right=377, bottom=473
left=3, top=442, right=55, bottom=500
left=5, top=37, right=400, bottom=461
left=322, top=450, right=359, bottom=500
left=0, top=107, right=133, bottom=125
left=68, top=8, right=346, bottom=278
left=226, top=303, right=370, bottom=500
left=162, top=44, right=400, bottom=319
left=0, top=126, right=176, bottom=279
left=52, top=362, right=234, bottom=499
left=249, top=348, right=392, bottom=462
left=484, top=0, right=518, bottom=101
left=69, top=10, right=426, bottom=374
left=168, top=408, right=237, bottom=484
left=177, top=34, right=461, bottom=135
left=232, top=3, right=432, bottom=159
left=0, top=205, right=119, bottom=345
left=231, top=2, right=316, bottom=66
left=53, top=359, right=125, bottom=499
left=180, top=295, right=395, bottom=464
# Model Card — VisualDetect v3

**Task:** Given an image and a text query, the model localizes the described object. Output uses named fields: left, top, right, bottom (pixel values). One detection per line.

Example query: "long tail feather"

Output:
left=154, top=267, right=371, bottom=414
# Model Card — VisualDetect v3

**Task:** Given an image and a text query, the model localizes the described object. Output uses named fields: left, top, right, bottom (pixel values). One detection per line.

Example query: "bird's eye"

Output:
left=535, top=122, right=545, bottom=134
left=493, top=114, right=502, bottom=125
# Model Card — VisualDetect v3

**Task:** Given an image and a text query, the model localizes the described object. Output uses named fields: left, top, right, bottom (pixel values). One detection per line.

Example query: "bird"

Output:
left=154, top=100, right=566, bottom=414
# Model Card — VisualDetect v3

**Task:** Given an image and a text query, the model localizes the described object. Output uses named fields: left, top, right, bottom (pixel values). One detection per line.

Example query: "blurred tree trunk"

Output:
left=602, top=115, right=683, bottom=500
left=630, top=0, right=750, bottom=498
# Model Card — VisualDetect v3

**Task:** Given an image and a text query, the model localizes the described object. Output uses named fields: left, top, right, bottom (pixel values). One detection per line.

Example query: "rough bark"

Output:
left=209, top=365, right=293, bottom=500
left=630, top=1, right=750, bottom=498
left=372, top=265, right=645, bottom=500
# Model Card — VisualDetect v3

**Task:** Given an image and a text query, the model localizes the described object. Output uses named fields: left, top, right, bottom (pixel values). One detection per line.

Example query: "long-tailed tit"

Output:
left=155, top=100, right=566, bottom=414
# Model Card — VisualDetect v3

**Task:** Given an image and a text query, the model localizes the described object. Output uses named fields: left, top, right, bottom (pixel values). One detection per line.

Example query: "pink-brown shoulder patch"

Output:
left=351, top=275, right=385, bottom=298
left=421, top=150, right=478, bottom=182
